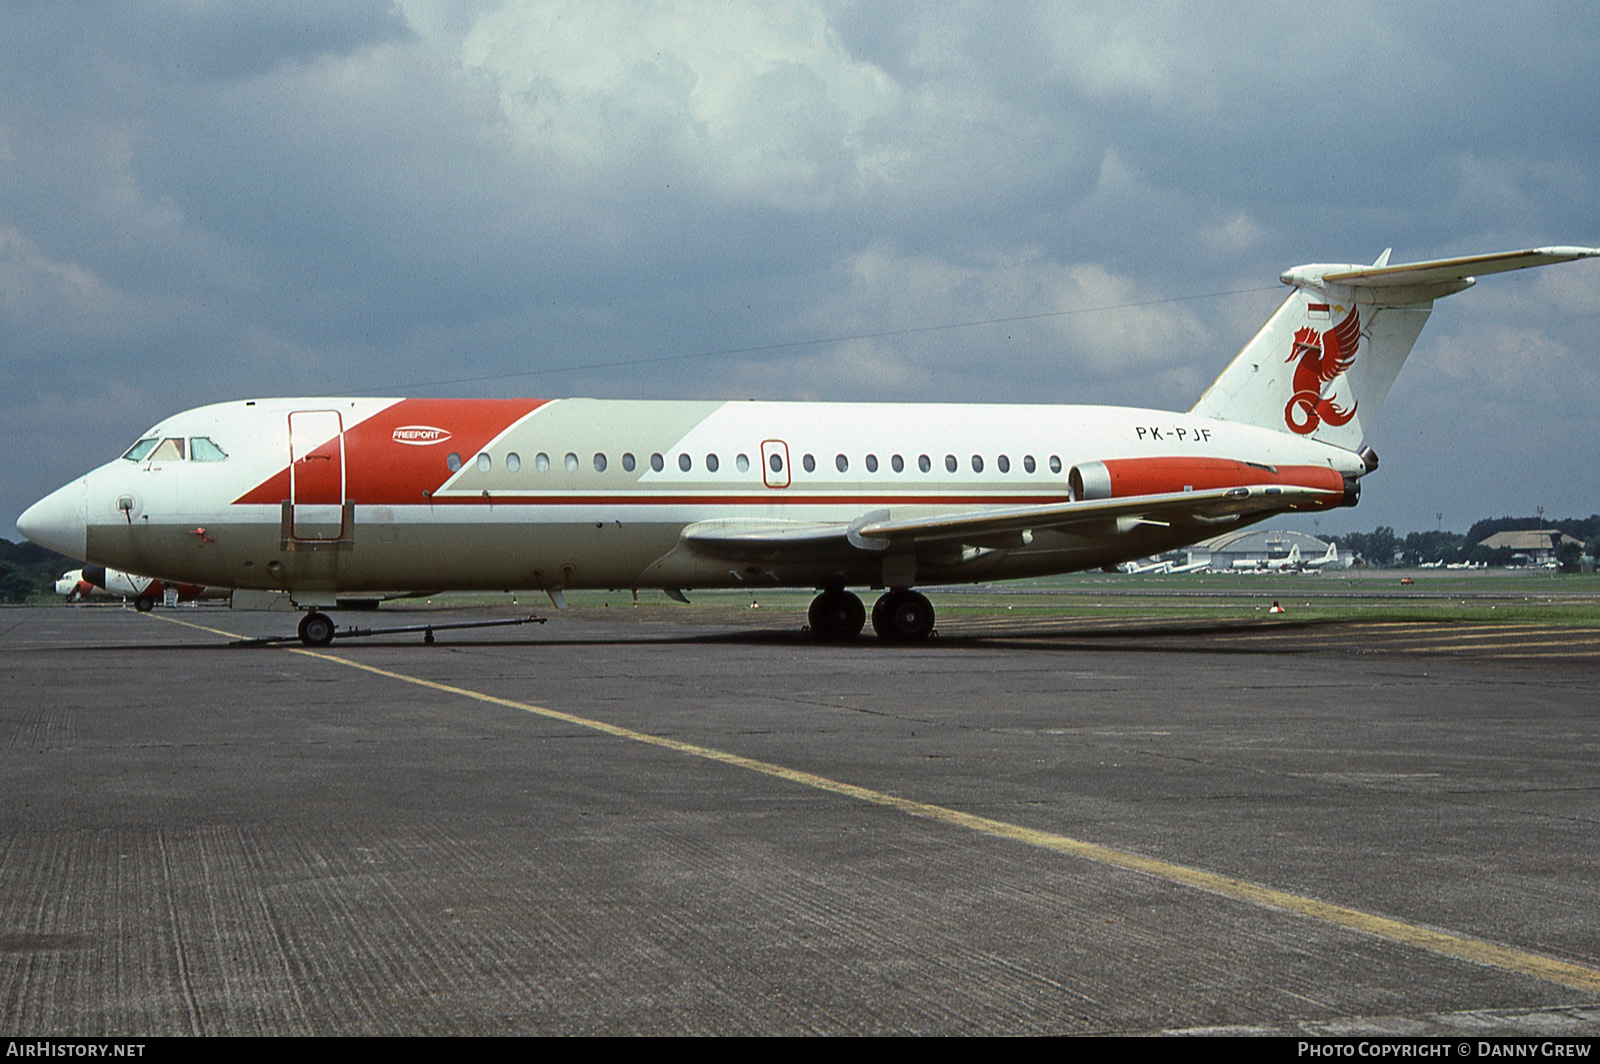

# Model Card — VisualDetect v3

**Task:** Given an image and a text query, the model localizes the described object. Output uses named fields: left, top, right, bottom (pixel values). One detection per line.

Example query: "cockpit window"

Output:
left=190, top=437, right=228, bottom=462
left=149, top=438, right=186, bottom=462
left=122, top=438, right=159, bottom=462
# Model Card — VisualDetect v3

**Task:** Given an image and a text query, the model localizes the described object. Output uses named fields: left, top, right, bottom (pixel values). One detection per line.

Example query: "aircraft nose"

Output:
left=18, top=478, right=88, bottom=560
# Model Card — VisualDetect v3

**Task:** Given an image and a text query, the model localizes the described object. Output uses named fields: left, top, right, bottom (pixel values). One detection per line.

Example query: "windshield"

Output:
left=190, top=437, right=228, bottom=462
left=121, top=438, right=159, bottom=462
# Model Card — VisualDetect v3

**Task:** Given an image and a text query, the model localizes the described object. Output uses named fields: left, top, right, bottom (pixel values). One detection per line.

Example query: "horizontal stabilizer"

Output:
left=1197, top=244, right=1600, bottom=447
left=1321, top=246, right=1600, bottom=288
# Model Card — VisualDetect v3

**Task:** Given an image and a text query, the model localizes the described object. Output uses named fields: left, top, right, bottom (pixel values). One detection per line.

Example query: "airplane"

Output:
left=54, top=564, right=229, bottom=610
left=1118, top=558, right=1172, bottom=575
left=54, top=569, right=98, bottom=602
left=1299, top=542, right=1341, bottom=569
left=16, top=245, right=1599, bottom=646
left=1418, top=559, right=1444, bottom=569
left=1232, top=543, right=1303, bottom=572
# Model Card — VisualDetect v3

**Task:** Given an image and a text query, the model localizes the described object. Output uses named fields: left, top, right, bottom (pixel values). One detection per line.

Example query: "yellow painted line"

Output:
left=147, top=612, right=249, bottom=640
left=1405, top=639, right=1600, bottom=654
left=144, top=610, right=1600, bottom=994
left=1384, top=626, right=1580, bottom=638
left=1333, top=621, right=1464, bottom=630
left=1492, top=650, right=1600, bottom=659
left=1224, top=626, right=1595, bottom=648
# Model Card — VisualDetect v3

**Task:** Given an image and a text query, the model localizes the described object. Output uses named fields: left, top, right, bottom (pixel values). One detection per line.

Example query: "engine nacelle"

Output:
left=1068, top=457, right=1354, bottom=510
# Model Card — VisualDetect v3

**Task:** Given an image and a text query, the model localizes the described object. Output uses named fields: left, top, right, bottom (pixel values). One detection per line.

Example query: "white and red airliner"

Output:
left=54, top=564, right=228, bottom=609
left=18, top=246, right=1598, bottom=644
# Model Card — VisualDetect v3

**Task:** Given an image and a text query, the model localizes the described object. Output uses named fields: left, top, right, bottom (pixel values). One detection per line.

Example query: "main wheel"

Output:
left=297, top=611, right=336, bottom=646
left=134, top=597, right=155, bottom=613
left=808, top=589, right=865, bottom=641
left=872, top=590, right=935, bottom=642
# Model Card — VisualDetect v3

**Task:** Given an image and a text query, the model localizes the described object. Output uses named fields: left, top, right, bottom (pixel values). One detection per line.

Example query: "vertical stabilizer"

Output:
left=1191, top=285, right=1428, bottom=450
left=1191, top=246, right=1600, bottom=449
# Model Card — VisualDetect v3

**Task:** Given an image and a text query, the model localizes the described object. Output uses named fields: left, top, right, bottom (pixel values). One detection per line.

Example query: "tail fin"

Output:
left=1191, top=246, right=1600, bottom=449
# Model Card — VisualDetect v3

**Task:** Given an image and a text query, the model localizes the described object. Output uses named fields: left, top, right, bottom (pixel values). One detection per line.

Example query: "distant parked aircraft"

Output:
left=55, top=564, right=227, bottom=611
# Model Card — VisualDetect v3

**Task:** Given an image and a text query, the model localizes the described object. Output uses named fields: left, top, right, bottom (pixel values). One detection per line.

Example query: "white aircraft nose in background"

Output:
left=17, top=477, right=87, bottom=560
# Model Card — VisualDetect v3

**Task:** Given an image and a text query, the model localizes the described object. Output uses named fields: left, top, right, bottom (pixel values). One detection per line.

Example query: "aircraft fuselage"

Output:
left=31, top=396, right=1363, bottom=604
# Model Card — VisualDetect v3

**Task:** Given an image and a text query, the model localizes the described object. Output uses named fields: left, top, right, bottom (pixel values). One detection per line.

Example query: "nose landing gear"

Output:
left=297, top=611, right=336, bottom=646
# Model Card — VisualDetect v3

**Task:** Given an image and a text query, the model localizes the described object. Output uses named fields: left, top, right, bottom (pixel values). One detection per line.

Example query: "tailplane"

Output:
left=1191, top=246, right=1599, bottom=449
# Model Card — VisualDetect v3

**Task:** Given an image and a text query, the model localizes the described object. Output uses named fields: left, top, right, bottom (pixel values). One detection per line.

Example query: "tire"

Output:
left=297, top=612, right=336, bottom=646
left=808, top=589, right=865, bottom=641
left=873, top=590, right=934, bottom=642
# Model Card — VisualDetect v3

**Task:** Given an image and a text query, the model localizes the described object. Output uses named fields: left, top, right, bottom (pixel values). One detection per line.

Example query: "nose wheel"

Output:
left=297, top=611, right=336, bottom=646
left=872, top=589, right=935, bottom=642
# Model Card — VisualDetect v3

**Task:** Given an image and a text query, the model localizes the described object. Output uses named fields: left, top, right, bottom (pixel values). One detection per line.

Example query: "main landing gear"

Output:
left=808, top=588, right=865, bottom=641
left=871, top=589, right=935, bottom=642
left=807, top=588, right=936, bottom=642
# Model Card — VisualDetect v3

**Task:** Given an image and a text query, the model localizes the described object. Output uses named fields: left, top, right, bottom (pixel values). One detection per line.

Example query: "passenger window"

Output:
left=536, top=452, right=550, bottom=472
left=944, top=454, right=957, bottom=473
left=446, top=452, right=462, bottom=472
left=971, top=455, right=984, bottom=473
left=1024, top=455, right=1036, bottom=473
left=865, top=454, right=878, bottom=473
left=476, top=453, right=491, bottom=472
left=190, top=437, right=228, bottom=462
left=891, top=454, right=904, bottom=473
left=769, top=452, right=783, bottom=473
left=835, top=454, right=848, bottom=473
left=736, top=454, right=750, bottom=473
left=564, top=452, right=579, bottom=472
left=623, top=453, right=636, bottom=472
left=507, top=452, right=521, bottom=472
left=918, top=455, right=931, bottom=473
left=803, top=454, right=816, bottom=473
left=1050, top=456, right=1062, bottom=474
left=594, top=453, right=607, bottom=472
left=651, top=453, right=664, bottom=472
left=997, top=455, right=1010, bottom=473
left=151, top=438, right=186, bottom=462
left=679, top=453, right=692, bottom=472
left=706, top=454, right=719, bottom=473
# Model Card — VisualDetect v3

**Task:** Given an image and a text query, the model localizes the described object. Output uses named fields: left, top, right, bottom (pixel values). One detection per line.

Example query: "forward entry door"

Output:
left=288, top=410, right=347, bottom=541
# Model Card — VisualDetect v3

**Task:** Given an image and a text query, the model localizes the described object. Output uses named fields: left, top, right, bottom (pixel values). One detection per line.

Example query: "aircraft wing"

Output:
left=683, top=482, right=1338, bottom=563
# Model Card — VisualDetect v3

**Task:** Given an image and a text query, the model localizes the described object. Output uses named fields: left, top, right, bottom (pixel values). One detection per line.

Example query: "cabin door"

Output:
left=288, top=410, right=347, bottom=541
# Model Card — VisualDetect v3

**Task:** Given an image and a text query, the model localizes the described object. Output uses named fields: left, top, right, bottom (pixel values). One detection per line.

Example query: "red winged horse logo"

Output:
left=1284, top=306, right=1360, bottom=434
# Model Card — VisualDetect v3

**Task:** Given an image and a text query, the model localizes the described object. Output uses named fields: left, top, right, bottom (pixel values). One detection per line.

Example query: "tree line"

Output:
left=1329, top=515, right=1600, bottom=570
left=0, top=539, right=74, bottom=603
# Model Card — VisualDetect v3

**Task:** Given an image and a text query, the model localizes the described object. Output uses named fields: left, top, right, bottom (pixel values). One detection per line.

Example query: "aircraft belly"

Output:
left=336, top=516, right=686, bottom=591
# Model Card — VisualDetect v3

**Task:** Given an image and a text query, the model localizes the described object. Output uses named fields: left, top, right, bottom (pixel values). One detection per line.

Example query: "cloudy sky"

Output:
left=4, top=0, right=1598, bottom=544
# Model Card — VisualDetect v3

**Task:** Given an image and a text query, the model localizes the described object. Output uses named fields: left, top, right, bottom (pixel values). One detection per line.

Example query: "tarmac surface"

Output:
left=3, top=600, right=1599, bottom=1036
